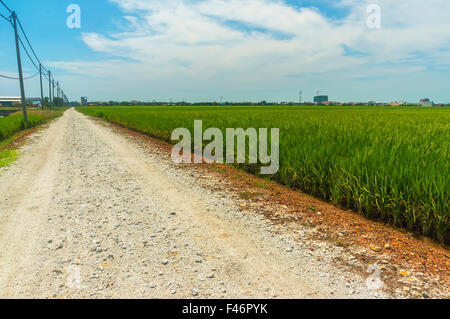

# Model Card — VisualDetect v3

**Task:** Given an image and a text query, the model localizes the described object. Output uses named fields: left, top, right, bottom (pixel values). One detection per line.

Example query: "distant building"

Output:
left=389, top=101, right=407, bottom=106
left=314, top=95, right=328, bottom=104
left=420, top=98, right=433, bottom=107
left=0, top=96, right=20, bottom=107
left=0, top=96, right=40, bottom=107
left=81, top=97, right=88, bottom=106
left=321, top=101, right=339, bottom=106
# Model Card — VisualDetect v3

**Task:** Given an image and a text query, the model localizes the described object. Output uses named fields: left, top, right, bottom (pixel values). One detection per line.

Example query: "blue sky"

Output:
left=0, top=1, right=123, bottom=71
left=1, top=0, right=449, bottom=103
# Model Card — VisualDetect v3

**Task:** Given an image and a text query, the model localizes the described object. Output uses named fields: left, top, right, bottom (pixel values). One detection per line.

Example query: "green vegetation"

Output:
left=0, top=110, right=63, bottom=142
left=77, top=105, right=450, bottom=243
left=0, top=149, right=18, bottom=168
left=0, top=110, right=64, bottom=168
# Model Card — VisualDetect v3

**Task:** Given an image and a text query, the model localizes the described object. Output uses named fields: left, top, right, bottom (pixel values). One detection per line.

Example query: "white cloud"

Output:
left=48, top=0, right=450, bottom=102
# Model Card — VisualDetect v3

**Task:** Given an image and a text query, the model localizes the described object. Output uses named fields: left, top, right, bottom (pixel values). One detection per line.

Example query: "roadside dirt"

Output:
left=0, top=109, right=448, bottom=299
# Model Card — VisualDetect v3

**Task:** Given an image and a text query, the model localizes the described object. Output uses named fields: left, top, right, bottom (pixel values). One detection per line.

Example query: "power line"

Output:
left=17, top=35, right=41, bottom=73
left=23, top=71, right=40, bottom=80
left=1, top=1, right=69, bottom=109
left=0, top=11, right=45, bottom=75
left=0, top=0, right=12, bottom=14
left=17, top=16, right=48, bottom=73
left=0, top=71, right=39, bottom=80
left=0, top=73, right=21, bottom=80
left=0, top=12, right=10, bottom=22
left=2, top=10, right=50, bottom=76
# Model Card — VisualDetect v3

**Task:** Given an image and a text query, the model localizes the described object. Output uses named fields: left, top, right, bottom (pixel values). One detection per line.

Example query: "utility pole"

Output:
left=39, top=64, right=44, bottom=110
left=299, top=90, right=302, bottom=104
left=52, top=79, right=55, bottom=106
left=12, top=12, right=28, bottom=122
left=57, top=81, right=60, bottom=105
left=48, top=70, right=52, bottom=107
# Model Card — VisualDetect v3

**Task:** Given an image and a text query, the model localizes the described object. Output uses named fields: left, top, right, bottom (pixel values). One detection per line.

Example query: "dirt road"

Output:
left=0, top=109, right=392, bottom=298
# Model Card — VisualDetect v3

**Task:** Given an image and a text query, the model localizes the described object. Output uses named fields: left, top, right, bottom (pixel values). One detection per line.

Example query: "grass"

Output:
left=76, top=105, right=450, bottom=244
left=0, top=149, right=18, bottom=168
left=0, top=109, right=64, bottom=168
left=254, top=180, right=269, bottom=189
left=0, top=110, right=63, bottom=142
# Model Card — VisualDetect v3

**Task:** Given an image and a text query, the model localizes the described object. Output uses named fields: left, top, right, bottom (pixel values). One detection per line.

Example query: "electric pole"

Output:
left=52, top=79, right=55, bottom=106
left=12, top=12, right=27, bottom=122
left=39, top=64, right=44, bottom=110
left=48, top=70, right=52, bottom=107
left=57, top=81, right=60, bottom=105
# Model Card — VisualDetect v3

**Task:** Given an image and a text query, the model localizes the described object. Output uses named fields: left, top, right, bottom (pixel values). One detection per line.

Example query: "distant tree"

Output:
left=53, top=97, right=64, bottom=107
left=42, top=97, right=50, bottom=107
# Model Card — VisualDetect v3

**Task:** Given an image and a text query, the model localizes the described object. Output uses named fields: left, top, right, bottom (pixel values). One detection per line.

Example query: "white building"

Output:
left=420, top=98, right=433, bottom=107
left=0, top=96, right=41, bottom=106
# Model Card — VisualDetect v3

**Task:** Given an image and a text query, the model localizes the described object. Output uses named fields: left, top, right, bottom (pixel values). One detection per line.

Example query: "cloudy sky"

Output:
left=0, top=0, right=449, bottom=102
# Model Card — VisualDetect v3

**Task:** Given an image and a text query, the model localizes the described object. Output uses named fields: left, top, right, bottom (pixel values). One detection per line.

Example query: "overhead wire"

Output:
left=0, top=0, right=12, bottom=14
left=0, top=0, right=67, bottom=101
left=17, top=16, right=48, bottom=73
left=0, top=71, right=40, bottom=80
left=1, top=3, right=50, bottom=77
left=18, top=35, right=42, bottom=73
left=0, top=12, right=10, bottom=22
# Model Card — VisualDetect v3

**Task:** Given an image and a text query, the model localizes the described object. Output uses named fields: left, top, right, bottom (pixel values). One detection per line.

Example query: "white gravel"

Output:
left=0, top=109, right=389, bottom=299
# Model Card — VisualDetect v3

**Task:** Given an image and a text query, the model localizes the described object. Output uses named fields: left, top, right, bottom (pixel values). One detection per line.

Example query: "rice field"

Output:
left=77, top=105, right=450, bottom=243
